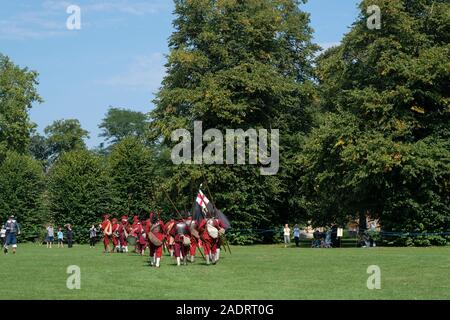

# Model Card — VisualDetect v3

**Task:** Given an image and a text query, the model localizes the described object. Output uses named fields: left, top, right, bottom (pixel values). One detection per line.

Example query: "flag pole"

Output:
left=163, top=188, right=183, bottom=219
left=200, top=170, right=217, bottom=213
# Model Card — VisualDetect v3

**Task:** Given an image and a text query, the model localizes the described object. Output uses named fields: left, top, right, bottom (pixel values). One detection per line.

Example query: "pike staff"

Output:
left=163, top=188, right=183, bottom=220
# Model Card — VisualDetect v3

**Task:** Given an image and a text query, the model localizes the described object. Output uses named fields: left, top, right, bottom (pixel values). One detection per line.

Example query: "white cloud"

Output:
left=42, top=0, right=168, bottom=15
left=100, top=52, right=167, bottom=93
left=83, top=1, right=168, bottom=15
left=0, top=9, right=67, bottom=40
left=42, top=0, right=73, bottom=11
left=0, top=22, right=64, bottom=40
left=0, top=0, right=170, bottom=40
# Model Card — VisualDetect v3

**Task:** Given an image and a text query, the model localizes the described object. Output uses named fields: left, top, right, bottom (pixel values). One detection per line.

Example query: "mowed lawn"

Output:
left=0, top=244, right=448, bottom=300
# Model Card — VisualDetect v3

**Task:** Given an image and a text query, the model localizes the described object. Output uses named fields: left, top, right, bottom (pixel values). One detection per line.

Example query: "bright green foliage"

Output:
left=300, top=0, right=450, bottom=233
left=0, top=152, right=46, bottom=241
left=29, top=132, right=52, bottom=169
left=0, top=54, right=42, bottom=157
left=150, top=0, right=318, bottom=230
left=107, top=137, right=159, bottom=218
left=48, top=150, right=112, bottom=243
left=99, top=107, right=148, bottom=144
left=44, top=119, right=89, bottom=161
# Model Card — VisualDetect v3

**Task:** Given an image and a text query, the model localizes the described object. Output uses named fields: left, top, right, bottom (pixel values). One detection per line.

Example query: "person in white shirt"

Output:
left=0, top=226, right=6, bottom=247
left=46, top=225, right=54, bottom=248
left=283, top=224, right=291, bottom=248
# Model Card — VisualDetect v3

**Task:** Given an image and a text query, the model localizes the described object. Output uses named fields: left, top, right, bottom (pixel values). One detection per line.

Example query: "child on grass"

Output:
left=57, top=228, right=64, bottom=248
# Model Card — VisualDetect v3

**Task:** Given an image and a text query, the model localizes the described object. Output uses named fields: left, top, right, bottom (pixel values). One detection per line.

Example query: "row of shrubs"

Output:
left=226, top=228, right=450, bottom=247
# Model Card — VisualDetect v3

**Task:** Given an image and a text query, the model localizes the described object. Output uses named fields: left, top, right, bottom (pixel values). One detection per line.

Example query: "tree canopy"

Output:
left=300, top=0, right=450, bottom=234
left=0, top=54, right=42, bottom=157
left=44, top=119, right=89, bottom=158
left=99, top=107, right=148, bottom=144
left=48, top=149, right=112, bottom=242
left=149, top=0, right=318, bottom=232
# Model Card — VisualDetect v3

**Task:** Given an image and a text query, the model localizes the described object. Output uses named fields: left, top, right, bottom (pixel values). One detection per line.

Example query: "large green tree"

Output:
left=0, top=151, right=47, bottom=241
left=44, top=119, right=89, bottom=162
left=150, top=0, right=318, bottom=234
left=48, top=149, right=112, bottom=243
left=99, top=107, right=148, bottom=145
left=300, top=0, right=450, bottom=236
left=108, top=137, right=159, bottom=218
left=0, top=54, right=42, bottom=157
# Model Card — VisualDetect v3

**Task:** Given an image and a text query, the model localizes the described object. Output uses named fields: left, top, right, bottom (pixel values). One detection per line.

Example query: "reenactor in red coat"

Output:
left=130, top=215, right=140, bottom=253
left=213, top=214, right=226, bottom=262
left=148, top=213, right=165, bottom=268
left=170, top=212, right=192, bottom=266
left=111, top=218, right=121, bottom=252
left=119, top=215, right=130, bottom=253
left=165, top=219, right=175, bottom=257
left=185, top=212, right=200, bottom=263
left=100, top=214, right=112, bottom=253
left=198, top=210, right=223, bottom=264
left=137, top=221, right=147, bottom=256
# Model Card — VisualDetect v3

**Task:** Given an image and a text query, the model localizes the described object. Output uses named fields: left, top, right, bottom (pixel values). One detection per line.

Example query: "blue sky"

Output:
left=0, top=0, right=360, bottom=148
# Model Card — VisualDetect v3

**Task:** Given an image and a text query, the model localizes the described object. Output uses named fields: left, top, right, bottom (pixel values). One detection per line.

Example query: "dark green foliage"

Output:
left=150, top=0, right=318, bottom=230
left=0, top=54, right=42, bottom=157
left=0, top=152, right=46, bottom=241
left=44, top=119, right=89, bottom=160
left=99, top=107, right=148, bottom=144
left=300, top=0, right=450, bottom=232
left=48, top=149, right=112, bottom=243
left=107, top=137, right=159, bottom=218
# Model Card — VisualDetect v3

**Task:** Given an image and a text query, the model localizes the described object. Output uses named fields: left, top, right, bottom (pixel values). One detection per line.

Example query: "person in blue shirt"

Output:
left=3, top=215, right=21, bottom=254
left=293, top=224, right=301, bottom=247
left=57, top=228, right=64, bottom=248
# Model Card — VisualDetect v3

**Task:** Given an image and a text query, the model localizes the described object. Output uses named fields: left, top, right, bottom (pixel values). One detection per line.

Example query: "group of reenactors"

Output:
left=99, top=210, right=228, bottom=267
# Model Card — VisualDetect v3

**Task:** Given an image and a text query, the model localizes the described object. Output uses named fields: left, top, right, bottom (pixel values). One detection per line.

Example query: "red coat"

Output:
left=199, top=219, right=209, bottom=241
left=134, top=224, right=146, bottom=245
left=101, top=219, right=112, bottom=235
left=150, top=220, right=165, bottom=241
left=165, top=219, right=175, bottom=243
left=112, top=223, right=121, bottom=237
left=214, top=218, right=226, bottom=230
left=144, top=219, right=151, bottom=234
left=120, top=221, right=130, bottom=236
left=199, top=218, right=222, bottom=242
left=131, top=222, right=140, bottom=237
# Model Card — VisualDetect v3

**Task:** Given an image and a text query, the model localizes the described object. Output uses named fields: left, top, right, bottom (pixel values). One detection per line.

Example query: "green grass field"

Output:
left=0, top=243, right=448, bottom=300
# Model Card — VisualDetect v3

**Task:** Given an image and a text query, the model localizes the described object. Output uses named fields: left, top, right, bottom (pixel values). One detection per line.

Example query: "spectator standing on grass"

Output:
left=89, top=225, right=97, bottom=248
left=313, top=229, right=321, bottom=248
left=66, top=224, right=73, bottom=248
left=3, top=215, right=21, bottom=254
left=293, top=224, right=300, bottom=247
left=0, top=226, right=6, bottom=247
left=46, top=224, right=54, bottom=248
left=283, top=224, right=290, bottom=248
left=57, top=228, right=64, bottom=248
